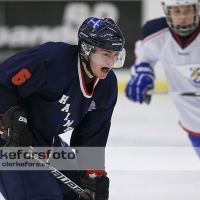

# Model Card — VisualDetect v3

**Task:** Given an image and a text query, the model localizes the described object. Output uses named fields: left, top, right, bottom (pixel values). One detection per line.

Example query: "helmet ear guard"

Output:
left=79, top=42, right=94, bottom=56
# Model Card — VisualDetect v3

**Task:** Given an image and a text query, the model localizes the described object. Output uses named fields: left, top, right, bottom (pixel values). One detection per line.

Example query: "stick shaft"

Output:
left=28, top=147, right=92, bottom=200
left=146, top=90, right=200, bottom=96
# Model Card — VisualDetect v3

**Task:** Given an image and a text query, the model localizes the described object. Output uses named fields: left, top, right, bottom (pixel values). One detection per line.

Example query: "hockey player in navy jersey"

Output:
left=125, top=0, right=200, bottom=156
left=0, top=17, right=125, bottom=200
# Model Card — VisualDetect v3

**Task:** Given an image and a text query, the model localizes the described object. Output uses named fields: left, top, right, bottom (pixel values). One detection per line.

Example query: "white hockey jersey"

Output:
left=133, top=17, right=200, bottom=135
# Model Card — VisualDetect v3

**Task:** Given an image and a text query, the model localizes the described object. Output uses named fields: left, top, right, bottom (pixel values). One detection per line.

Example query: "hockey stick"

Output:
left=146, top=90, right=200, bottom=96
left=28, top=146, right=92, bottom=200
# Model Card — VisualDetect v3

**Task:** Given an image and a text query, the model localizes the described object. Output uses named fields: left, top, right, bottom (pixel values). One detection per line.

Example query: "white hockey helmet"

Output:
left=162, top=0, right=200, bottom=36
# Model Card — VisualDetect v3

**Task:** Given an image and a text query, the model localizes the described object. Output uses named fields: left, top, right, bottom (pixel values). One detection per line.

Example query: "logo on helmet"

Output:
left=87, top=17, right=103, bottom=30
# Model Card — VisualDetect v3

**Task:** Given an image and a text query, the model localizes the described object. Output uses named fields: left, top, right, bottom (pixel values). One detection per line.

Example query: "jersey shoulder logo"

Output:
left=172, top=63, right=200, bottom=87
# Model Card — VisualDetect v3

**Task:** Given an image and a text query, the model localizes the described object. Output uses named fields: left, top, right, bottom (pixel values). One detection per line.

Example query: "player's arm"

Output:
left=0, top=43, right=52, bottom=150
left=70, top=79, right=118, bottom=200
left=71, top=107, right=113, bottom=200
left=125, top=23, right=158, bottom=104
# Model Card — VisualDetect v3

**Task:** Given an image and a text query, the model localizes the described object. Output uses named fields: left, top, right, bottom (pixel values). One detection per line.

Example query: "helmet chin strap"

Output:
left=80, top=55, right=96, bottom=77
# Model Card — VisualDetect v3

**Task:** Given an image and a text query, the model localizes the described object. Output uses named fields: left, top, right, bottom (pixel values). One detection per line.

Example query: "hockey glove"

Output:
left=0, top=107, right=32, bottom=152
left=80, top=174, right=109, bottom=200
left=125, top=62, right=155, bottom=104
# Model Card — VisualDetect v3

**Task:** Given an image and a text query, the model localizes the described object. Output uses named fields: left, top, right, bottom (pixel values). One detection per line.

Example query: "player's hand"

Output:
left=79, top=174, right=109, bottom=200
left=0, top=107, right=32, bottom=152
left=125, top=62, right=155, bottom=104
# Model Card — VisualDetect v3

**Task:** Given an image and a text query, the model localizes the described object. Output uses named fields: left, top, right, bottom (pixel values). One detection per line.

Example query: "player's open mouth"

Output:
left=101, top=67, right=110, bottom=73
left=180, top=23, right=187, bottom=27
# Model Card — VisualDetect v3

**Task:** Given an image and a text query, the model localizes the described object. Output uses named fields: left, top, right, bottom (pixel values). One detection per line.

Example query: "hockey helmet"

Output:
left=78, top=17, right=126, bottom=68
left=162, top=0, right=200, bottom=36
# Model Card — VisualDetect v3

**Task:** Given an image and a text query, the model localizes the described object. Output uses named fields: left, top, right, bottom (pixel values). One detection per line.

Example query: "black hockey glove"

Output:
left=79, top=174, right=109, bottom=200
left=0, top=107, right=32, bottom=152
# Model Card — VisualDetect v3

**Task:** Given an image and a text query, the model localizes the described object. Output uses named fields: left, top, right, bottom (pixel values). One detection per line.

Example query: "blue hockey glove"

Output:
left=125, top=62, right=155, bottom=104
left=0, top=107, right=32, bottom=152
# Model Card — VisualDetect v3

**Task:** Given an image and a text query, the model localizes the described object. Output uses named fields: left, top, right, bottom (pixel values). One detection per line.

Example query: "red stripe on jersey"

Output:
left=179, top=122, right=200, bottom=137
left=86, top=169, right=106, bottom=179
left=0, top=125, right=3, bottom=133
left=80, top=64, right=98, bottom=97
left=8, top=106, right=19, bottom=111
left=172, top=23, right=200, bottom=49
left=142, top=28, right=169, bottom=46
left=184, top=23, right=200, bottom=48
left=172, top=31, right=182, bottom=47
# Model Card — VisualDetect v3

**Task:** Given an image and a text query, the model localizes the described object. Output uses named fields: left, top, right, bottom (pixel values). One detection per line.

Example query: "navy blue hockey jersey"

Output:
left=0, top=42, right=118, bottom=149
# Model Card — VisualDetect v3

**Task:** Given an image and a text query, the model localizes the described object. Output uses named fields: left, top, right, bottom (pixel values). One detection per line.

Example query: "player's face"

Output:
left=89, top=48, right=119, bottom=79
left=169, top=5, right=196, bottom=27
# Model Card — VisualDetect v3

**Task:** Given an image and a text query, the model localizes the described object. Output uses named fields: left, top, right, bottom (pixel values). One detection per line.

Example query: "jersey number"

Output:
left=12, top=69, right=31, bottom=86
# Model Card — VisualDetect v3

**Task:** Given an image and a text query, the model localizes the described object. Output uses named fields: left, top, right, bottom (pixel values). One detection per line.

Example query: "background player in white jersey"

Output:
left=125, top=0, right=200, bottom=156
left=0, top=17, right=125, bottom=200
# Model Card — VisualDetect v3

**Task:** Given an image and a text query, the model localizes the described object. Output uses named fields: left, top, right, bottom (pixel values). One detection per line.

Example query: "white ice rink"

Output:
left=1, top=93, right=200, bottom=200
left=106, top=94, right=200, bottom=200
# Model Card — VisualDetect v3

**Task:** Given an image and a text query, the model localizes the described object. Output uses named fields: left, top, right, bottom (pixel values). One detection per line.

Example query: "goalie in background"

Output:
left=0, top=17, right=125, bottom=200
left=125, top=0, right=200, bottom=156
